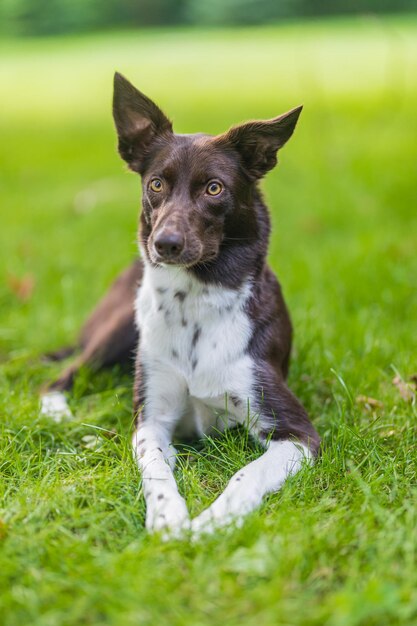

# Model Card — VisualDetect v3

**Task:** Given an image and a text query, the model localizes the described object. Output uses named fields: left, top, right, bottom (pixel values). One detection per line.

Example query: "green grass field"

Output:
left=1, top=16, right=417, bottom=626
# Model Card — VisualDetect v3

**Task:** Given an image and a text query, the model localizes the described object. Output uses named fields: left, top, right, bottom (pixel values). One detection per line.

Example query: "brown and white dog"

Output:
left=41, top=73, right=320, bottom=536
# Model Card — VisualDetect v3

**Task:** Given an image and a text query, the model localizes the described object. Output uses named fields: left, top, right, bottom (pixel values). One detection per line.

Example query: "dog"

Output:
left=41, top=73, right=320, bottom=536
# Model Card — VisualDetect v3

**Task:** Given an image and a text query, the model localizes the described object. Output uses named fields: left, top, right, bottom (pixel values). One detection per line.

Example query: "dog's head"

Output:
left=113, top=72, right=302, bottom=269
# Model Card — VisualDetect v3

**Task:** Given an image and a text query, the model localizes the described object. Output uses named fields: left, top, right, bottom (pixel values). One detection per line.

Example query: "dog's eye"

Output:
left=150, top=178, right=163, bottom=193
left=206, top=181, right=223, bottom=196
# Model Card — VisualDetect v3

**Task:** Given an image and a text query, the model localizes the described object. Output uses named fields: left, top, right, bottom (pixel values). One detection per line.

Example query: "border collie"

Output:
left=41, top=73, right=320, bottom=536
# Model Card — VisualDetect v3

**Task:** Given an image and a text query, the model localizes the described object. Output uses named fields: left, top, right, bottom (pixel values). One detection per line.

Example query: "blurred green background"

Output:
left=1, top=0, right=417, bottom=34
left=1, top=7, right=416, bottom=362
left=1, top=3, right=417, bottom=625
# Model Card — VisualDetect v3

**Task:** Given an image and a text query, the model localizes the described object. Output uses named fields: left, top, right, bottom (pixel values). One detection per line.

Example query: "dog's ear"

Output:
left=113, top=72, right=173, bottom=172
left=217, top=105, right=302, bottom=180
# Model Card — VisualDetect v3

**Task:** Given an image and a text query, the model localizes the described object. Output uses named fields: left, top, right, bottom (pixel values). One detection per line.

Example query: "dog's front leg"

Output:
left=132, top=362, right=190, bottom=536
left=191, top=439, right=310, bottom=535
left=133, top=423, right=189, bottom=536
left=191, top=371, right=320, bottom=535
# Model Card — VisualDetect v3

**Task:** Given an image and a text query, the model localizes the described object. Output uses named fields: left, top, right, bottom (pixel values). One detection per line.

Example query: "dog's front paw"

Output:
left=191, top=488, right=261, bottom=538
left=146, top=492, right=190, bottom=539
left=191, top=506, right=243, bottom=538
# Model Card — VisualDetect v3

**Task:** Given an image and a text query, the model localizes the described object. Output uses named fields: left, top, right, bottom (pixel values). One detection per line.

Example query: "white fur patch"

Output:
left=135, top=261, right=255, bottom=437
left=40, top=391, right=73, bottom=422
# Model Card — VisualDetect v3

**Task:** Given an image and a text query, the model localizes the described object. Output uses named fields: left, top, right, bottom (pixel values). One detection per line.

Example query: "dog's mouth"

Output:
left=149, top=254, right=217, bottom=269
left=147, top=246, right=201, bottom=269
left=152, top=257, right=196, bottom=268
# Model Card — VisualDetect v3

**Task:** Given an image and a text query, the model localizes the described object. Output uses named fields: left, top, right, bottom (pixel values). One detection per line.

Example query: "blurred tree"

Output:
left=0, top=0, right=416, bottom=36
left=185, top=0, right=417, bottom=24
left=1, top=0, right=99, bottom=35
left=185, top=0, right=301, bottom=25
left=0, top=0, right=186, bottom=35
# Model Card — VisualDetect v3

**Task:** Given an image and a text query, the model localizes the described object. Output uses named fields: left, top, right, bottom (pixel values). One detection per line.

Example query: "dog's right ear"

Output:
left=113, top=72, right=172, bottom=172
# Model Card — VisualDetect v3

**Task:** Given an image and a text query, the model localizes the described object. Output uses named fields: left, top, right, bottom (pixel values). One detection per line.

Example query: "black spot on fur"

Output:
left=174, top=290, right=187, bottom=302
left=172, top=349, right=179, bottom=359
left=157, top=493, right=164, bottom=500
left=158, top=304, right=164, bottom=312
left=191, top=357, right=198, bottom=371
left=156, top=447, right=163, bottom=453
left=230, top=395, right=241, bottom=408
left=182, top=317, right=188, bottom=327
left=138, top=438, right=146, bottom=446
left=192, top=324, right=201, bottom=348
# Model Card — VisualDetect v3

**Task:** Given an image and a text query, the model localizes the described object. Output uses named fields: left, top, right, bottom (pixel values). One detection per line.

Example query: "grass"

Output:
left=1, top=14, right=417, bottom=626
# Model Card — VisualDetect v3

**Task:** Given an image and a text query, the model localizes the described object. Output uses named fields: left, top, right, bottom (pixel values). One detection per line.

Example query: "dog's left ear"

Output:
left=218, top=105, right=302, bottom=180
left=113, top=72, right=173, bottom=172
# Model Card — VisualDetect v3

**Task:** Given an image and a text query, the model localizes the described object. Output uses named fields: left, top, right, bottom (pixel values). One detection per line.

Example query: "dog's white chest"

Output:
left=135, top=264, right=254, bottom=402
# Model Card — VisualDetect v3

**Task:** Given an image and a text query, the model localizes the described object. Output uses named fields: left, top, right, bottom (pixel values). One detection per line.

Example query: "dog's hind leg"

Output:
left=40, top=259, right=143, bottom=420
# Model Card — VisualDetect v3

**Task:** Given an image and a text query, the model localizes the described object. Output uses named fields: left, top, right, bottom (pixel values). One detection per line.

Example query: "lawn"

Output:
left=1, top=15, right=417, bottom=626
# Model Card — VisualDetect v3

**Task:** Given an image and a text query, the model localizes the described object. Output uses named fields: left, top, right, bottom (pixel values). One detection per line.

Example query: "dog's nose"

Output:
left=154, top=231, right=185, bottom=259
